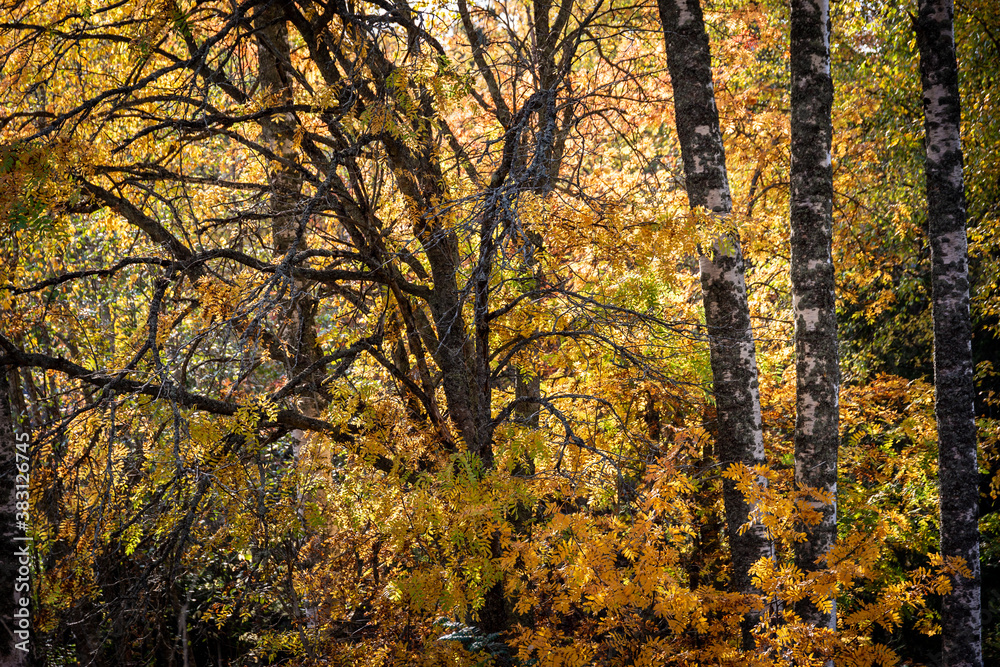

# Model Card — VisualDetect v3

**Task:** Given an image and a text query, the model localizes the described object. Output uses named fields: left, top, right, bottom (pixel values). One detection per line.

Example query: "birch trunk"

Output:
left=789, top=0, right=839, bottom=631
left=656, top=0, right=774, bottom=641
left=915, top=2, right=983, bottom=665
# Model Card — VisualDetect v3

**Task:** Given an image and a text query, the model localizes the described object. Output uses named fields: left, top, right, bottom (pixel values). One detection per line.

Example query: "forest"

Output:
left=0, top=0, right=998, bottom=664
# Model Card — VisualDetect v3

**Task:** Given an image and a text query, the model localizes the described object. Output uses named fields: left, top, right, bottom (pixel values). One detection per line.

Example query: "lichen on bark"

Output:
left=916, top=1, right=983, bottom=665
left=789, top=0, right=839, bottom=631
left=657, top=0, right=774, bottom=646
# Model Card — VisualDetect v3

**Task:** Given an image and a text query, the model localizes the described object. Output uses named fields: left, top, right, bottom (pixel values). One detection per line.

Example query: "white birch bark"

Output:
left=789, top=0, right=839, bottom=632
left=915, top=2, right=983, bottom=665
left=656, top=0, right=774, bottom=646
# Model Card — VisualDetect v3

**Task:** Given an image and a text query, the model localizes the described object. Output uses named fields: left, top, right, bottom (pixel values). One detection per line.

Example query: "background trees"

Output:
left=0, top=0, right=998, bottom=665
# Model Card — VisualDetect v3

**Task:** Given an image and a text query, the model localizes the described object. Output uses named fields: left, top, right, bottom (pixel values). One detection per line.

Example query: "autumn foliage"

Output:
left=0, top=0, right=999, bottom=665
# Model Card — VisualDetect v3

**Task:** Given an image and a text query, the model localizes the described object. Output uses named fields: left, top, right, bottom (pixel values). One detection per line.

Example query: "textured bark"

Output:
left=255, top=2, right=305, bottom=259
left=789, top=0, right=839, bottom=631
left=255, top=1, right=324, bottom=418
left=253, top=6, right=323, bottom=654
left=285, top=0, right=489, bottom=463
left=657, top=0, right=773, bottom=641
left=383, top=140, right=487, bottom=464
left=915, top=2, right=983, bottom=665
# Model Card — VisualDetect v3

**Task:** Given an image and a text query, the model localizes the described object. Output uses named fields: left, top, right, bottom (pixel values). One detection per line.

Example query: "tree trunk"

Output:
left=915, top=2, right=983, bottom=665
left=656, top=0, right=774, bottom=644
left=255, top=2, right=305, bottom=259
left=789, top=0, right=839, bottom=631
left=255, top=1, right=324, bottom=417
left=253, top=6, right=322, bottom=657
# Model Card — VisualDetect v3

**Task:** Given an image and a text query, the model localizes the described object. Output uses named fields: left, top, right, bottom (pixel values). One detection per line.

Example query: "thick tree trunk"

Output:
left=253, top=7, right=322, bottom=658
left=255, top=2, right=305, bottom=259
left=656, top=0, right=773, bottom=642
left=255, top=1, right=324, bottom=417
left=789, top=0, right=839, bottom=631
left=915, top=2, right=983, bottom=665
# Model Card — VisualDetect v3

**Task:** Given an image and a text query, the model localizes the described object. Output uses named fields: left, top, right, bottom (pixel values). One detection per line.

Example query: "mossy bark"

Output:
left=656, top=0, right=773, bottom=645
left=916, top=2, right=983, bottom=665
left=789, top=0, right=839, bottom=632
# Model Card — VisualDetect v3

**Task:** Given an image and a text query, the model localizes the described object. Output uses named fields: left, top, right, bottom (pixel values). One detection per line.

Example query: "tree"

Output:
left=0, top=0, right=670, bottom=661
left=655, top=0, right=773, bottom=644
left=1, top=0, right=998, bottom=664
left=789, top=0, right=840, bottom=631
left=915, top=1, right=983, bottom=664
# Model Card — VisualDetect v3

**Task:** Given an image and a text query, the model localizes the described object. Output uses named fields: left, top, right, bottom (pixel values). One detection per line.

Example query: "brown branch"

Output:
left=0, top=337, right=346, bottom=441
left=10, top=257, right=173, bottom=294
left=80, top=180, right=196, bottom=263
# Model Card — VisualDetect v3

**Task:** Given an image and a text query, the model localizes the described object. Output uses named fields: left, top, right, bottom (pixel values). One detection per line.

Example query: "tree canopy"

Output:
left=0, top=0, right=998, bottom=665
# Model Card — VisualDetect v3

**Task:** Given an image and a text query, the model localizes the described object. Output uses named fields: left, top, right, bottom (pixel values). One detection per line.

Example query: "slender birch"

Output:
left=656, top=0, right=774, bottom=640
left=789, top=0, right=839, bottom=630
left=915, top=1, right=983, bottom=665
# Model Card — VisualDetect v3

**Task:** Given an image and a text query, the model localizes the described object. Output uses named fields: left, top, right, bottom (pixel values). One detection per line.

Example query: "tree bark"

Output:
left=255, top=1, right=306, bottom=259
left=915, top=2, right=983, bottom=665
left=253, top=6, right=323, bottom=656
left=255, top=1, right=324, bottom=419
left=656, top=0, right=773, bottom=644
left=789, top=0, right=839, bottom=631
